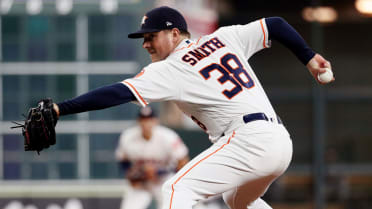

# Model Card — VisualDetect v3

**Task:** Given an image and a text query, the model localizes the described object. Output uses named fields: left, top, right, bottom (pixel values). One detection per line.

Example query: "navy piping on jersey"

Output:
left=265, top=17, right=315, bottom=65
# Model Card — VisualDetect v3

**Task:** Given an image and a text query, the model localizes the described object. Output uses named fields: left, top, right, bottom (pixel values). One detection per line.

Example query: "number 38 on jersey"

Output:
left=199, top=53, right=255, bottom=99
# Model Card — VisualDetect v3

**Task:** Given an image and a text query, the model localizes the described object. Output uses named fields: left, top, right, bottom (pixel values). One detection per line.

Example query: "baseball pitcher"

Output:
left=16, top=6, right=334, bottom=209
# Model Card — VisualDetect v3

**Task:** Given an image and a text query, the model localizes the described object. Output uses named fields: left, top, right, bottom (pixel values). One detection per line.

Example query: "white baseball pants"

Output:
left=161, top=121, right=292, bottom=209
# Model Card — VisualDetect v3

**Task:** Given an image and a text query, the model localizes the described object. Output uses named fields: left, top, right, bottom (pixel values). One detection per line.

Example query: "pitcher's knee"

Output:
left=162, top=178, right=193, bottom=196
left=162, top=179, right=190, bottom=197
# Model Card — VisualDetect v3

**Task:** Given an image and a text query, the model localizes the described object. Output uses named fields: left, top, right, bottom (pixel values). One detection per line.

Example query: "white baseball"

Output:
left=317, top=68, right=333, bottom=83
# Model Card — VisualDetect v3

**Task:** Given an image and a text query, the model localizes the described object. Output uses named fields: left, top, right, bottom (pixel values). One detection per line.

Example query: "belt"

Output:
left=221, top=113, right=282, bottom=137
left=243, top=113, right=282, bottom=124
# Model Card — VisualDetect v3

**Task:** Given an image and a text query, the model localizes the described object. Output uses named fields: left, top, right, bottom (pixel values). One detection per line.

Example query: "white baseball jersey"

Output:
left=123, top=19, right=277, bottom=142
left=115, top=125, right=188, bottom=170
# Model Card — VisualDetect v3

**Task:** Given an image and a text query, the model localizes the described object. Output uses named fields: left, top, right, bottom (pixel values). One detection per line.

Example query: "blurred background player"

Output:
left=115, top=107, right=189, bottom=209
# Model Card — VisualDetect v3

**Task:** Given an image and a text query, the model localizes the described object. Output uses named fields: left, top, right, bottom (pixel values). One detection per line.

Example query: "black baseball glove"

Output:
left=11, top=98, right=58, bottom=154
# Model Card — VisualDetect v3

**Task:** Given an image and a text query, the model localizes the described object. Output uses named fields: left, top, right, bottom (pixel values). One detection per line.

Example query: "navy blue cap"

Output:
left=138, top=107, right=157, bottom=119
left=128, top=6, right=188, bottom=39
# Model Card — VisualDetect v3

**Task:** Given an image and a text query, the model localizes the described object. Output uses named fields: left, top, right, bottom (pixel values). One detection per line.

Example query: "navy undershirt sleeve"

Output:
left=265, top=17, right=315, bottom=65
left=57, top=83, right=136, bottom=116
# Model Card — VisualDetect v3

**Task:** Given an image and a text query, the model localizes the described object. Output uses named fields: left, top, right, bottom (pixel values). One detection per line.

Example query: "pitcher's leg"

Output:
left=161, top=132, right=270, bottom=209
left=161, top=133, right=240, bottom=209
left=161, top=126, right=292, bottom=209
left=222, top=175, right=275, bottom=209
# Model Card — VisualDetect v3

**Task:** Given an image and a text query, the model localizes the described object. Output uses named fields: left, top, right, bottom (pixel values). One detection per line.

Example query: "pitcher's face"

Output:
left=142, top=30, right=178, bottom=62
